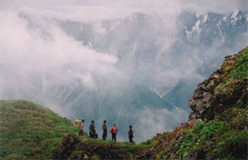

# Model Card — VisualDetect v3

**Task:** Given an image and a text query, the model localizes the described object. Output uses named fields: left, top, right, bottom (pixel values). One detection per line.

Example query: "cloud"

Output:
left=0, top=10, right=122, bottom=95
left=182, top=0, right=247, bottom=14
left=135, top=107, right=188, bottom=142
left=1, top=0, right=246, bottom=107
left=2, top=0, right=246, bottom=22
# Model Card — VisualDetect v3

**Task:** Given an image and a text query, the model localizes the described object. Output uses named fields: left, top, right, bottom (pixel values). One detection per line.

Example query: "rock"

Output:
left=188, top=48, right=248, bottom=122
left=52, top=133, right=80, bottom=159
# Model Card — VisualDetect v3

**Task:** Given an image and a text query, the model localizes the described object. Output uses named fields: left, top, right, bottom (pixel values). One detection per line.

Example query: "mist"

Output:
left=1, top=0, right=247, bottom=142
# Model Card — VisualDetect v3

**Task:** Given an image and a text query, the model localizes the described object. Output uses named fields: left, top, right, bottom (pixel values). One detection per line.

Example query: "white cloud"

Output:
left=136, top=107, right=188, bottom=142
left=182, top=0, right=247, bottom=14
left=0, top=10, right=121, bottom=94
left=2, top=0, right=246, bottom=20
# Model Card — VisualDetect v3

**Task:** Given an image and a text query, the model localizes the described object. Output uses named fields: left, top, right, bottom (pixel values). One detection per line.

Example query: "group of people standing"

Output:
left=75, top=119, right=134, bottom=143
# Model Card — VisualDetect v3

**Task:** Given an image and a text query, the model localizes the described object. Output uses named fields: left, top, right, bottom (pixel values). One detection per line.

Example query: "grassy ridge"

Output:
left=0, top=100, right=78, bottom=159
left=0, top=100, right=146, bottom=159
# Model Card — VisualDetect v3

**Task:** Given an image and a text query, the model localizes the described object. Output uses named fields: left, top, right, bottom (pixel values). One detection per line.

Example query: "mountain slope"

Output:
left=162, top=79, right=196, bottom=110
left=0, top=100, right=146, bottom=160
left=189, top=47, right=248, bottom=121
left=0, top=100, right=78, bottom=159
left=137, top=47, right=248, bottom=159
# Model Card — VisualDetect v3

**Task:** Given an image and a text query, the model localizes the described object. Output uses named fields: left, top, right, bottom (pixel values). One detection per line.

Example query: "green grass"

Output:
left=150, top=116, right=248, bottom=160
left=0, top=100, right=78, bottom=159
left=175, top=121, right=247, bottom=159
left=214, top=48, right=248, bottom=108
left=80, top=135, right=149, bottom=153
left=228, top=48, right=248, bottom=79
left=0, top=100, right=149, bottom=159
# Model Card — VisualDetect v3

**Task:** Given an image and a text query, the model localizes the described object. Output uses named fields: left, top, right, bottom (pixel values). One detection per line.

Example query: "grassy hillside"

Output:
left=138, top=116, right=247, bottom=159
left=0, top=100, right=78, bottom=159
left=137, top=47, right=248, bottom=159
left=0, top=100, right=146, bottom=160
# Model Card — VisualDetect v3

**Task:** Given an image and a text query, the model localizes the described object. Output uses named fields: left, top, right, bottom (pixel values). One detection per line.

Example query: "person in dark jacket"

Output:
left=128, top=125, right=134, bottom=143
left=102, top=120, right=107, bottom=140
left=89, top=120, right=96, bottom=138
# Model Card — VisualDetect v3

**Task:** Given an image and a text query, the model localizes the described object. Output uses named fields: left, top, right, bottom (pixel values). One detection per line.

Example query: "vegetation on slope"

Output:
left=139, top=118, right=247, bottom=159
left=138, top=47, right=248, bottom=160
left=0, top=100, right=146, bottom=160
left=215, top=47, right=248, bottom=109
left=0, top=100, right=78, bottom=159
left=53, top=133, right=148, bottom=159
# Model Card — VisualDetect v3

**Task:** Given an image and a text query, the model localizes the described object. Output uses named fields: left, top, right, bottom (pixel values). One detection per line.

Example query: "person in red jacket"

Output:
left=110, top=124, right=118, bottom=142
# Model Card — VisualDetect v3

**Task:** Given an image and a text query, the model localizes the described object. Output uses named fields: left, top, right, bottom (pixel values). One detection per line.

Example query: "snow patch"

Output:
left=222, top=16, right=227, bottom=21
left=202, top=13, right=208, bottom=23
left=231, top=10, right=240, bottom=25
left=231, top=10, right=240, bottom=19
left=186, top=19, right=202, bottom=42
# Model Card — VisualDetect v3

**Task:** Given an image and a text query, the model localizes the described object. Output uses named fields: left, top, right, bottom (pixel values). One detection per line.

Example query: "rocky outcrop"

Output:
left=52, top=133, right=81, bottom=159
left=188, top=47, right=248, bottom=122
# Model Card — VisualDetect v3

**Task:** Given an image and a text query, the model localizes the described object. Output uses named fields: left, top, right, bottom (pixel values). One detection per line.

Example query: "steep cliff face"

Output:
left=189, top=47, right=248, bottom=121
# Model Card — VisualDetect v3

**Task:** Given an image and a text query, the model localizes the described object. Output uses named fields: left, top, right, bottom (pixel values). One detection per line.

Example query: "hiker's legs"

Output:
left=90, top=132, right=93, bottom=138
left=102, top=131, right=107, bottom=140
left=112, top=133, right=114, bottom=141
left=113, top=133, right=116, bottom=142
left=79, top=130, right=83, bottom=136
left=129, top=136, right=132, bottom=143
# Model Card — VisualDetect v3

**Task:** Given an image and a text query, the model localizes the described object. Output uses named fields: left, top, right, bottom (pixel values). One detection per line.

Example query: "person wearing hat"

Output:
left=75, top=119, right=81, bottom=125
left=110, top=124, right=118, bottom=142
left=102, top=120, right=108, bottom=140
